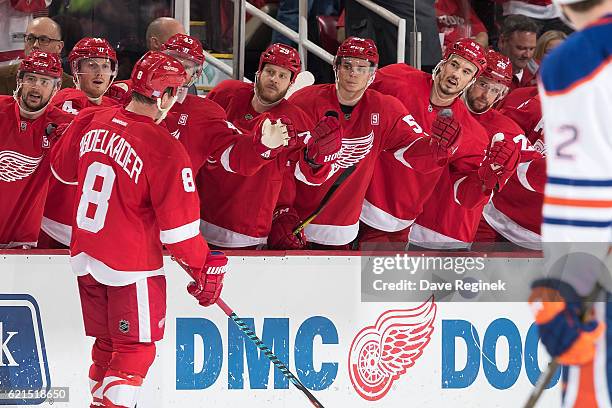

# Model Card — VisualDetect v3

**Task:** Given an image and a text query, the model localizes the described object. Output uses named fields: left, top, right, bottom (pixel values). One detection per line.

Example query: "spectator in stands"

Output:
left=0, top=0, right=51, bottom=66
left=0, top=17, right=73, bottom=95
left=344, top=0, right=442, bottom=72
left=497, top=0, right=572, bottom=34
left=435, top=0, right=489, bottom=51
left=146, top=16, right=185, bottom=51
left=533, top=29, right=567, bottom=62
left=497, top=14, right=539, bottom=91
left=271, top=0, right=340, bottom=46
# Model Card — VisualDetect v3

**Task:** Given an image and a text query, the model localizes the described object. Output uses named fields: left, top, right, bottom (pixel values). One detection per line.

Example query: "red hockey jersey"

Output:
left=412, top=108, right=526, bottom=247
left=41, top=88, right=118, bottom=245
left=165, top=94, right=273, bottom=176
left=482, top=90, right=546, bottom=248
left=50, top=106, right=209, bottom=285
left=0, top=96, right=71, bottom=247
left=197, top=80, right=329, bottom=247
left=363, top=65, right=489, bottom=244
left=288, top=83, right=439, bottom=245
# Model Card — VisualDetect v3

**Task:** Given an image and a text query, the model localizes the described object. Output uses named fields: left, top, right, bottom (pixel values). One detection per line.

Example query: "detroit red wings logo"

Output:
left=348, top=297, right=436, bottom=401
left=329, top=131, right=374, bottom=176
left=0, top=151, right=43, bottom=182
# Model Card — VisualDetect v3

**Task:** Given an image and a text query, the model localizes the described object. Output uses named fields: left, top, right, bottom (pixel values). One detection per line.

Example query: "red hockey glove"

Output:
left=304, top=115, right=343, bottom=166
left=430, top=109, right=461, bottom=162
left=268, top=206, right=306, bottom=250
left=255, top=116, right=297, bottom=159
left=529, top=281, right=604, bottom=366
left=478, top=135, right=521, bottom=191
left=187, top=251, right=227, bottom=307
left=105, top=81, right=131, bottom=104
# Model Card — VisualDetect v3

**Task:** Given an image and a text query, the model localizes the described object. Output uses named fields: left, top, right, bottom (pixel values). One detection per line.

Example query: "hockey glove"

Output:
left=304, top=115, right=343, bottom=166
left=430, top=109, right=461, bottom=163
left=478, top=135, right=520, bottom=191
left=187, top=251, right=227, bottom=307
left=255, top=116, right=297, bottom=159
left=268, top=206, right=306, bottom=250
left=529, top=280, right=604, bottom=365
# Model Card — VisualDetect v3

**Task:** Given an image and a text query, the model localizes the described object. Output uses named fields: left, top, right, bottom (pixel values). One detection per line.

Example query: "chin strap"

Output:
left=155, top=95, right=178, bottom=124
left=176, top=86, right=188, bottom=104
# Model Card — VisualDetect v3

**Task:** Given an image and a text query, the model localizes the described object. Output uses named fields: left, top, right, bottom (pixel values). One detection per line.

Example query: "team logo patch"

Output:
left=244, top=113, right=253, bottom=120
left=178, top=114, right=189, bottom=126
left=119, top=319, right=130, bottom=334
left=348, top=297, right=436, bottom=401
left=328, top=131, right=375, bottom=177
left=371, top=113, right=379, bottom=125
left=0, top=150, right=43, bottom=182
left=20, top=122, right=27, bottom=131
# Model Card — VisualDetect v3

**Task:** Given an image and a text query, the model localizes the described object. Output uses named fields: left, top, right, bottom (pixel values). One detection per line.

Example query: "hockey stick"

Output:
left=172, top=257, right=325, bottom=408
left=215, top=298, right=325, bottom=408
left=293, top=164, right=354, bottom=235
left=523, top=283, right=603, bottom=408
left=293, top=110, right=354, bottom=235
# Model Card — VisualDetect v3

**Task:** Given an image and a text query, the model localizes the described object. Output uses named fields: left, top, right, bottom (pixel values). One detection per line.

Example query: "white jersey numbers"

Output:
left=181, top=168, right=196, bottom=192
left=76, top=162, right=116, bottom=233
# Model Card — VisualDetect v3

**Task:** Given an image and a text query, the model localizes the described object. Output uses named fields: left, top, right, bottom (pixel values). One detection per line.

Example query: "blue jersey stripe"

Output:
left=540, top=18, right=612, bottom=93
left=547, top=177, right=612, bottom=187
left=543, top=217, right=612, bottom=228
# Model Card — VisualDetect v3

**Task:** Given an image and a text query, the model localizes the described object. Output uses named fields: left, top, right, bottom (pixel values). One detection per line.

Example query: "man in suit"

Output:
left=0, top=17, right=73, bottom=95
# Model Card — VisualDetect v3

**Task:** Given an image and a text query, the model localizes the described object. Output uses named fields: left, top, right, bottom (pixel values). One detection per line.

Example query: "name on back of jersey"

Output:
left=79, top=128, right=144, bottom=183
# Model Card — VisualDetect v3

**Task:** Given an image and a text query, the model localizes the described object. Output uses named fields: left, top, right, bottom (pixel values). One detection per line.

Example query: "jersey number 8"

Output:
left=76, top=162, right=197, bottom=233
left=76, top=162, right=115, bottom=233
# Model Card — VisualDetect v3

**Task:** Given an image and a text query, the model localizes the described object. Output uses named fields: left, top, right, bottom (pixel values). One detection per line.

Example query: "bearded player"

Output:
left=199, top=43, right=342, bottom=249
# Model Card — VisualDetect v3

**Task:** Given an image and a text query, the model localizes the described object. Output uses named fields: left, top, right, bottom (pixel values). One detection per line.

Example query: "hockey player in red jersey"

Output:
left=159, top=34, right=296, bottom=177
left=287, top=37, right=457, bottom=249
left=199, top=43, right=341, bottom=249
left=410, top=48, right=523, bottom=249
left=360, top=38, right=489, bottom=247
left=0, top=51, right=71, bottom=248
left=50, top=52, right=226, bottom=408
left=40, top=37, right=119, bottom=248
left=476, top=86, right=547, bottom=249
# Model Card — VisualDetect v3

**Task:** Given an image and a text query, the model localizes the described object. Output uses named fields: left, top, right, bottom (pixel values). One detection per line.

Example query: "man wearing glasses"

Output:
left=0, top=17, right=73, bottom=95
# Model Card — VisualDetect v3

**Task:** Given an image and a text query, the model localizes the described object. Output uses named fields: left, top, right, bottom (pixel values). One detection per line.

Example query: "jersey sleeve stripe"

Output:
left=160, top=220, right=201, bottom=244
left=220, top=145, right=236, bottom=173
left=544, top=196, right=612, bottom=208
left=543, top=217, right=612, bottom=228
left=50, top=164, right=78, bottom=185
left=547, top=177, right=612, bottom=187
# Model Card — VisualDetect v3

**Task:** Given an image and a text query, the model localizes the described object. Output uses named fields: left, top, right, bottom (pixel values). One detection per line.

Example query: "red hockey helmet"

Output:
left=482, top=48, right=513, bottom=87
left=161, top=33, right=205, bottom=65
left=69, top=37, right=117, bottom=76
left=130, top=51, right=187, bottom=99
left=18, top=50, right=63, bottom=79
left=444, top=38, right=487, bottom=75
left=336, top=37, right=379, bottom=66
left=258, top=43, right=301, bottom=81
